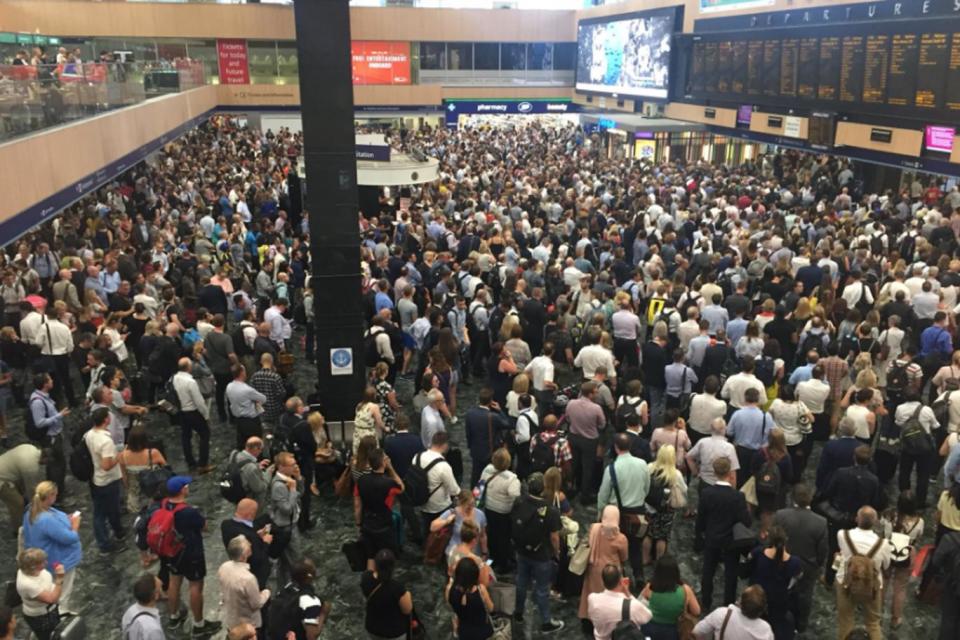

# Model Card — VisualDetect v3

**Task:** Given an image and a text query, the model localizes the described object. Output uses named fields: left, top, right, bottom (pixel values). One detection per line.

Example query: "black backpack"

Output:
left=755, top=449, right=782, bottom=497
left=293, top=302, right=307, bottom=326
left=24, top=397, right=49, bottom=442
left=900, top=404, right=934, bottom=456
left=364, top=329, right=382, bottom=368
left=754, top=357, right=775, bottom=388
left=133, top=501, right=162, bottom=551
left=138, top=450, right=174, bottom=501
left=530, top=434, right=560, bottom=473
left=402, top=453, right=445, bottom=507
left=218, top=452, right=257, bottom=503
left=645, top=472, right=669, bottom=511
left=800, top=332, right=827, bottom=359
left=611, top=597, right=645, bottom=640
left=615, top=399, right=642, bottom=433
left=266, top=583, right=304, bottom=640
left=511, top=498, right=548, bottom=555
left=886, top=361, right=910, bottom=399
left=231, top=325, right=252, bottom=358
left=69, top=432, right=95, bottom=482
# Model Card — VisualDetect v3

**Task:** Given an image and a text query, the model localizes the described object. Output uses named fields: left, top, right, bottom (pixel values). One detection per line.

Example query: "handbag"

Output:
left=610, top=461, right=648, bottom=538
left=333, top=466, right=353, bottom=498
left=51, top=612, right=84, bottom=640
left=730, top=522, right=757, bottom=552
left=341, top=540, right=366, bottom=572
left=677, top=587, right=698, bottom=640
left=560, top=514, right=580, bottom=550
left=668, top=476, right=688, bottom=510
left=740, top=476, right=759, bottom=507
left=568, top=535, right=591, bottom=576
left=423, top=525, right=452, bottom=566
left=489, top=613, right=512, bottom=640
left=408, top=608, right=427, bottom=640
left=488, top=581, right=517, bottom=616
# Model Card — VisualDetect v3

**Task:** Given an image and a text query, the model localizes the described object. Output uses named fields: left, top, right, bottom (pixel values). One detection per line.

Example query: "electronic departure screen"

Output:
left=685, top=19, right=960, bottom=120
left=576, top=7, right=679, bottom=99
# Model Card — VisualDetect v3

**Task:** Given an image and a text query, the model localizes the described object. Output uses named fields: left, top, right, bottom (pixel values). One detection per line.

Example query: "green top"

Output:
left=597, top=453, right=651, bottom=513
left=649, top=585, right=686, bottom=625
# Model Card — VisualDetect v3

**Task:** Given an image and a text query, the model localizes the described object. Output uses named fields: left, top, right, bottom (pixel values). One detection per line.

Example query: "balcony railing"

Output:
left=0, top=60, right=204, bottom=143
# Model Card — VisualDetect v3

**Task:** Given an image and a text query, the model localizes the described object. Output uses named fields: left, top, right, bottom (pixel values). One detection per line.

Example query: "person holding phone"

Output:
left=16, top=548, right=65, bottom=640
left=20, top=481, right=82, bottom=616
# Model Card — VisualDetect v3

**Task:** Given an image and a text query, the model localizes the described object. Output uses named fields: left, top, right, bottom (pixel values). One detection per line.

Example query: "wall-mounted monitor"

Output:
left=576, top=7, right=680, bottom=100
left=737, top=105, right=753, bottom=125
left=925, top=125, right=955, bottom=154
left=351, top=41, right=411, bottom=85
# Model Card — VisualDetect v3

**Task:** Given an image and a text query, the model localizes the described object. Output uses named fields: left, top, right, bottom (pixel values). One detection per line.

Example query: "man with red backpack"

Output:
left=148, top=475, right=222, bottom=638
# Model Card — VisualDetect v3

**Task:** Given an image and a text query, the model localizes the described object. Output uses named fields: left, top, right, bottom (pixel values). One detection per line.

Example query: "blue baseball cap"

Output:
left=166, top=476, right=193, bottom=494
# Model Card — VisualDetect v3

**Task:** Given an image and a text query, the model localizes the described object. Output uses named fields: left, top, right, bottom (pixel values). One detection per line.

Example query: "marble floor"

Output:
left=0, top=338, right=947, bottom=639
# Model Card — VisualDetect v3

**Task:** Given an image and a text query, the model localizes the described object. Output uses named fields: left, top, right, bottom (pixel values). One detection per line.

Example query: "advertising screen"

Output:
left=576, top=8, right=678, bottom=99
left=737, top=105, right=753, bottom=125
left=925, top=125, right=955, bottom=153
left=351, top=41, right=410, bottom=85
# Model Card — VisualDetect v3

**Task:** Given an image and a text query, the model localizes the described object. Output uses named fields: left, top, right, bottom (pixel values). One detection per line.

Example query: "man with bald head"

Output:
left=172, top=357, right=213, bottom=474
left=835, top=506, right=891, bottom=640
left=220, top=498, right=272, bottom=589
left=51, top=268, right=81, bottom=313
left=253, top=322, right=278, bottom=365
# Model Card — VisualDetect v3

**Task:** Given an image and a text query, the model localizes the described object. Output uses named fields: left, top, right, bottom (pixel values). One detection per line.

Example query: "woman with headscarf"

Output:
left=578, top=504, right=628, bottom=622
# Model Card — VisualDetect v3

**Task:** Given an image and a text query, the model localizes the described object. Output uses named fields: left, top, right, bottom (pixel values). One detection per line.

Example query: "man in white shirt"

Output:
left=687, top=377, right=728, bottom=443
left=35, top=309, right=76, bottom=406
left=894, top=390, right=939, bottom=507
left=797, top=364, right=832, bottom=441
left=84, top=406, right=126, bottom=554
left=686, top=417, right=740, bottom=487
left=586, top=564, right=651, bottom=640
left=693, top=586, right=774, bottom=640
left=263, top=298, right=292, bottom=350
left=173, top=358, right=214, bottom=474
left=720, top=356, right=767, bottom=414
left=420, top=389, right=447, bottom=449
left=415, top=431, right=460, bottom=537
left=677, top=308, right=701, bottom=352
left=574, top=328, right=617, bottom=385
left=18, top=302, right=44, bottom=347
left=835, top=507, right=891, bottom=640
left=525, top=344, right=557, bottom=417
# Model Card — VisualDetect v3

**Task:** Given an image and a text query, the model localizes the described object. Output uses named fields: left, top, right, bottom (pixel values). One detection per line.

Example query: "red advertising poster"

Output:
left=352, top=41, right=411, bottom=85
left=217, top=39, right=250, bottom=85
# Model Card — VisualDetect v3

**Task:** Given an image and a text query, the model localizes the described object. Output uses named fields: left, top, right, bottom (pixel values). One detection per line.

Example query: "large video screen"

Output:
left=351, top=41, right=411, bottom=85
left=683, top=18, right=960, bottom=120
left=576, top=8, right=678, bottom=100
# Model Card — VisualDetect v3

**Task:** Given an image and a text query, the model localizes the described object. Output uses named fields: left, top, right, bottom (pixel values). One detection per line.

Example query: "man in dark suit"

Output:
left=464, top=387, right=511, bottom=488
left=384, top=414, right=426, bottom=544
left=818, top=445, right=882, bottom=585
left=699, top=330, right=734, bottom=386
left=814, top=419, right=862, bottom=491
left=220, top=498, right=272, bottom=590
left=795, top=261, right=824, bottom=296
left=696, top=456, right=752, bottom=610
left=520, top=288, right=547, bottom=358
left=773, top=483, right=828, bottom=634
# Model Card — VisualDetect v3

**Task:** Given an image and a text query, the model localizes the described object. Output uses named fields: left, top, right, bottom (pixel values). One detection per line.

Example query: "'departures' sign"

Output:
left=217, top=39, right=250, bottom=85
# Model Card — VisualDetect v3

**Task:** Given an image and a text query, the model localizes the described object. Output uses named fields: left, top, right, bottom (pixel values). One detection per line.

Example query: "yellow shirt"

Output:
left=938, top=490, right=960, bottom=531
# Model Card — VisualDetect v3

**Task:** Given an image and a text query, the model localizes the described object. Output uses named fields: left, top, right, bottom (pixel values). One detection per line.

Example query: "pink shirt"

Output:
left=587, top=590, right=652, bottom=640
left=565, top=397, right=606, bottom=440
left=651, top=427, right=692, bottom=469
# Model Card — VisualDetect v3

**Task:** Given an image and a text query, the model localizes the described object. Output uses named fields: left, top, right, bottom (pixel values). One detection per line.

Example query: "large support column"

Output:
left=294, top=0, right=363, bottom=421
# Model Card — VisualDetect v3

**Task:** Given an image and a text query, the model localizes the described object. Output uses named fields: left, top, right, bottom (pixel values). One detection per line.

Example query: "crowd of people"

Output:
left=0, top=114, right=959, bottom=640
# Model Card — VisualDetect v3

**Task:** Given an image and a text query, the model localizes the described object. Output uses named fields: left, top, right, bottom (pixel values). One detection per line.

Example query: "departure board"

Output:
left=946, top=34, right=960, bottom=111
left=839, top=35, right=865, bottom=103
left=731, top=41, right=748, bottom=94
left=685, top=18, right=960, bottom=120
left=887, top=33, right=918, bottom=107
left=818, top=36, right=841, bottom=101
left=717, top=41, right=732, bottom=93
left=747, top=40, right=763, bottom=95
left=797, top=38, right=818, bottom=99
left=862, top=35, right=889, bottom=104
left=762, top=40, right=781, bottom=97
left=916, top=32, right=948, bottom=109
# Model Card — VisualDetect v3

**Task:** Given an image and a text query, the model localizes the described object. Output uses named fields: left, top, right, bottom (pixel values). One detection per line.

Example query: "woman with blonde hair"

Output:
left=16, top=547, right=65, bottom=640
left=352, top=386, right=384, bottom=453
left=644, top=445, right=687, bottom=564
left=543, top=466, right=573, bottom=516
left=577, top=504, right=628, bottom=620
left=20, top=481, right=81, bottom=617
left=506, top=373, right=537, bottom=418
